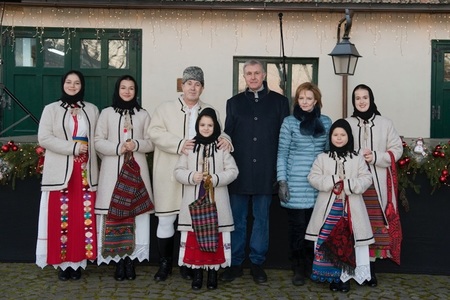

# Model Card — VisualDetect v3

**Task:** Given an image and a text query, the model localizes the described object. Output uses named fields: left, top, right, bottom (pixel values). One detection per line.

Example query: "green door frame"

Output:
left=431, top=40, right=450, bottom=138
left=0, top=26, right=142, bottom=137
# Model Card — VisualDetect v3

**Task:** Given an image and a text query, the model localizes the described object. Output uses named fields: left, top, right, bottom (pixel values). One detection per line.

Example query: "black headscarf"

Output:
left=293, top=104, right=325, bottom=138
left=193, top=108, right=221, bottom=153
left=351, top=84, right=381, bottom=121
left=60, top=70, right=85, bottom=105
left=111, top=75, right=142, bottom=115
left=327, top=119, right=357, bottom=159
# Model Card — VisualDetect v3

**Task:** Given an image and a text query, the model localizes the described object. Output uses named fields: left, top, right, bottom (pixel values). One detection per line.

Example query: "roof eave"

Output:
left=4, top=2, right=450, bottom=13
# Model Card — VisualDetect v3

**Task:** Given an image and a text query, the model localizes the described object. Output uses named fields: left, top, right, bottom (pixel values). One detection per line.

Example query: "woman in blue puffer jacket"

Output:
left=277, top=82, right=332, bottom=286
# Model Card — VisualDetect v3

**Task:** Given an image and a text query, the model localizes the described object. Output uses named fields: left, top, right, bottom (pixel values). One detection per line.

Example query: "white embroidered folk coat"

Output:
left=148, top=97, right=230, bottom=216
left=94, top=107, right=154, bottom=214
left=346, top=115, right=403, bottom=222
left=305, top=153, right=375, bottom=247
left=38, top=101, right=99, bottom=191
left=174, top=144, right=238, bottom=232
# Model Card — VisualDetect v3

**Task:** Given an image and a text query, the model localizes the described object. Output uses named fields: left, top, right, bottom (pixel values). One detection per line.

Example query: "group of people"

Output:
left=35, top=59, right=403, bottom=293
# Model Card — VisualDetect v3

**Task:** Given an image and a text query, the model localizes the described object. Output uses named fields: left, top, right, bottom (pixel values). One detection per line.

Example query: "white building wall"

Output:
left=2, top=7, right=450, bottom=137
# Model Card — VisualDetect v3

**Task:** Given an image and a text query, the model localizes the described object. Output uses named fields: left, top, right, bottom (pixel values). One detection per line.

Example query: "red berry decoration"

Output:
left=405, top=157, right=410, bottom=163
left=435, top=145, right=442, bottom=151
left=1, top=144, right=10, bottom=153
left=442, top=169, right=449, bottom=177
left=398, top=159, right=406, bottom=168
left=11, top=145, right=19, bottom=151
left=35, top=146, right=45, bottom=156
left=439, top=175, right=448, bottom=183
left=7, top=140, right=14, bottom=146
left=440, top=152, right=446, bottom=158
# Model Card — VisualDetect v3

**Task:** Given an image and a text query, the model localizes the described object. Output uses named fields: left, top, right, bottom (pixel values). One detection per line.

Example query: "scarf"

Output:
left=60, top=70, right=85, bottom=106
left=193, top=108, right=221, bottom=155
left=327, top=119, right=357, bottom=160
left=111, top=75, right=142, bottom=115
left=293, top=105, right=325, bottom=138
left=351, top=84, right=381, bottom=121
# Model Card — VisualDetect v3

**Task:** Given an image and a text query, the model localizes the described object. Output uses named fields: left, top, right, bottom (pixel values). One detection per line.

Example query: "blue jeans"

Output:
left=229, top=194, right=272, bottom=266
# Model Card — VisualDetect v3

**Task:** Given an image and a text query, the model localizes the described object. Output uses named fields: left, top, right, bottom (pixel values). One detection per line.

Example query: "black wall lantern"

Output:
left=329, top=9, right=361, bottom=76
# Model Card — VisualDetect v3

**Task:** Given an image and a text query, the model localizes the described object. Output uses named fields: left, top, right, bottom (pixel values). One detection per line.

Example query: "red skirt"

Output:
left=183, top=231, right=225, bottom=267
left=46, top=158, right=97, bottom=264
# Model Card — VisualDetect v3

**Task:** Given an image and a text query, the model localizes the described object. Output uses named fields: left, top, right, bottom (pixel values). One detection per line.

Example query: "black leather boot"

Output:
left=114, top=259, right=125, bottom=281
left=291, top=250, right=305, bottom=286
left=206, top=269, right=218, bottom=290
left=125, top=256, right=136, bottom=280
left=58, top=268, right=70, bottom=281
left=339, top=280, right=351, bottom=293
left=292, top=263, right=305, bottom=286
left=191, top=268, right=203, bottom=290
left=366, top=262, right=378, bottom=287
left=180, top=265, right=193, bottom=280
left=69, top=267, right=81, bottom=280
left=154, top=237, right=174, bottom=281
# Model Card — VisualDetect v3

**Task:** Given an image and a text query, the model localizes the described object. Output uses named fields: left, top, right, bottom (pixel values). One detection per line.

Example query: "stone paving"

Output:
left=1, top=262, right=449, bottom=299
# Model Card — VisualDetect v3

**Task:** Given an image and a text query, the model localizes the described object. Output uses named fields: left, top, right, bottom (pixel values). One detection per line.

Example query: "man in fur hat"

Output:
left=149, top=66, right=231, bottom=282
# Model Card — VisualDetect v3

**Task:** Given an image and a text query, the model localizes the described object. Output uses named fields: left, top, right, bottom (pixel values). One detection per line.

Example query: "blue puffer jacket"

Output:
left=277, top=114, right=332, bottom=209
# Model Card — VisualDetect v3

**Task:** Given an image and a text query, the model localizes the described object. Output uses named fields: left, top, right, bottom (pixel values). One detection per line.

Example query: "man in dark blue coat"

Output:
left=221, top=60, right=290, bottom=284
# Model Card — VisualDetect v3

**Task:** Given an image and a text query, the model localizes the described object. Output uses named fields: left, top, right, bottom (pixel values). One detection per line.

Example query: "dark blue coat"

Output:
left=225, top=82, right=290, bottom=195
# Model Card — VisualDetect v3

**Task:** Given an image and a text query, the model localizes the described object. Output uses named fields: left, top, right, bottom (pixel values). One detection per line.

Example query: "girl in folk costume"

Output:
left=306, top=119, right=374, bottom=293
left=94, top=75, right=154, bottom=281
left=36, top=70, right=99, bottom=281
left=346, top=84, right=403, bottom=286
left=174, top=108, right=238, bottom=290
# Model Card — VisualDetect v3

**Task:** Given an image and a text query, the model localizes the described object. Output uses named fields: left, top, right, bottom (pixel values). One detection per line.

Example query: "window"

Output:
left=44, top=38, right=65, bottom=68
left=14, top=38, right=36, bottom=67
left=233, top=56, right=319, bottom=104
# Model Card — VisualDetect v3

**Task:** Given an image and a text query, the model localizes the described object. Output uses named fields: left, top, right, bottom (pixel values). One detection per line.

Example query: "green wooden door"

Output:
left=1, top=27, right=142, bottom=137
left=431, top=40, right=450, bottom=138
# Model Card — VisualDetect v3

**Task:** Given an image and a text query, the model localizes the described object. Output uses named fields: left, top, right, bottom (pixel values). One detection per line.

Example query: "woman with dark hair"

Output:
left=306, top=119, right=374, bottom=293
left=346, top=84, right=403, bottom=287
left=95, top=75, right=154, bottom=281
left=277, top=82, right=332, bottom=286
left=36, top=70, right=99, bottom=281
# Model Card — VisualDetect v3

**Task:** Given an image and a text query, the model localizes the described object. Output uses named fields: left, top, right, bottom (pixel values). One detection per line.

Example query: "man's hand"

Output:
left=217, top=137, right=231, bottom=152
left=181, top=139, right=195, bottom=155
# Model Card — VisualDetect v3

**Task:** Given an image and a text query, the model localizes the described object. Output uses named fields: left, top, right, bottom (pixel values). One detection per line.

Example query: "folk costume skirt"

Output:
left=36, top=154, right=97, bottom=270
left=96, top=213, right=150, bottom=264
left=363, top=184, right=390, bottom=260
left=311, top=197, right=371, bottom=284
left=179, top=231, right=231, bottom=270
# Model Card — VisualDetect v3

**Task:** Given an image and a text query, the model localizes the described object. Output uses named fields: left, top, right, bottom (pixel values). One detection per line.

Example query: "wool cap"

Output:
left=182, top=66, right=204, bottom=86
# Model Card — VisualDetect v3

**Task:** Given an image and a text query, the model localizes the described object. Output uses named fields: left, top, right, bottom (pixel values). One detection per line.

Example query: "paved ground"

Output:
left=1, top=263, right=449, bottom=299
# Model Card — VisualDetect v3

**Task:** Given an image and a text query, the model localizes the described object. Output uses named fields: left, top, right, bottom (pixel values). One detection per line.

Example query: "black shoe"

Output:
left=292, top=266, right=305, bottom=286
left=206, top=269, right=218, bottom=290
left=219, top=265, right=243, bottom=282
left=191, top=269, right=203, bottom=290
left=180, top=265, right=193, bottom=280
left=114, top=259, right=126, bottom=281
left=154, top=258, right=172, bottom=282
left=329, top=281, right=339, bottom=292
left=69, top=267, right=81, bottom=280
left=58, top=268, right=70, bottom=281
left=339, top=280, right=350, bottom=293
left=124, top=257, right=136, bottom=280
left=250, top=263, right=267, bottom=284
left=365, top=273, right=378, bottom=287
